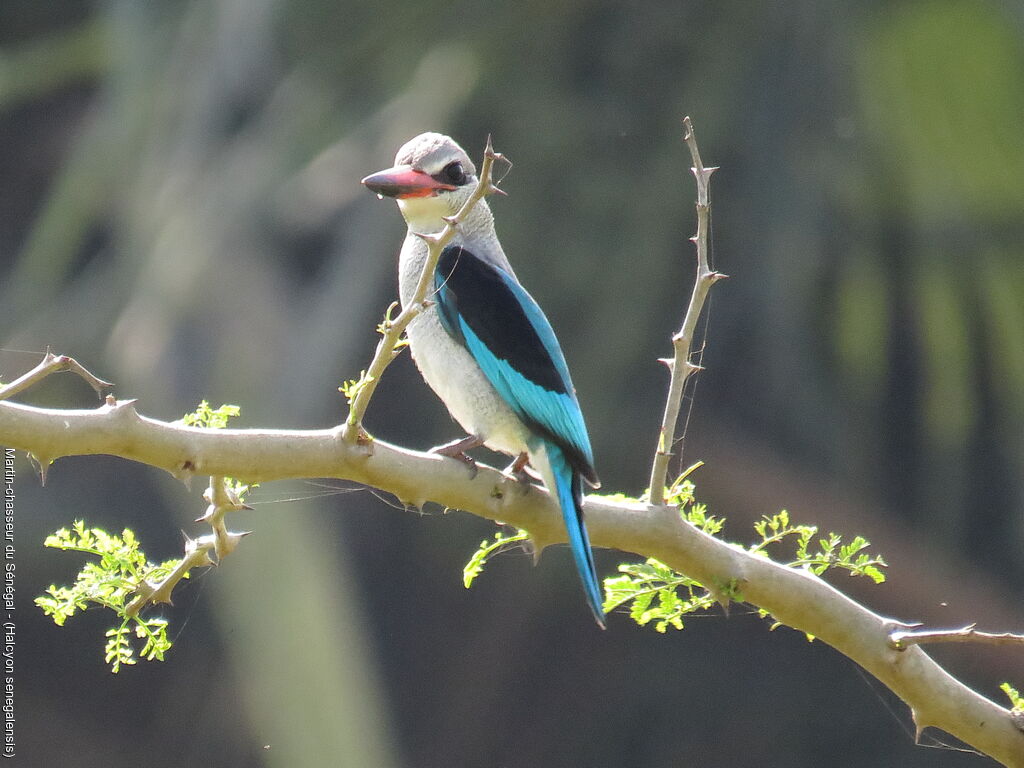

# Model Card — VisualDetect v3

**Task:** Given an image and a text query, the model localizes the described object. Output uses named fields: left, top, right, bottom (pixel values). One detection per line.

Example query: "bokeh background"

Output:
left=2, top=1, right=1022, bottom=765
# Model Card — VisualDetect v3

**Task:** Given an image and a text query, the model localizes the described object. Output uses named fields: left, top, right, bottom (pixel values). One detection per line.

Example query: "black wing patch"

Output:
left=435, top=246, right=569, bottom=395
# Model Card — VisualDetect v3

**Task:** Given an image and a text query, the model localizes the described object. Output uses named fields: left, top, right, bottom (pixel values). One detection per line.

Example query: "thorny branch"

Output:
left=125, top=476, right=250, bottom=618
left=648, top=117, right=726, bottom=505
left=0, top=348, right=112, bottom=403
left=889, top=623, right=1024, bottom=651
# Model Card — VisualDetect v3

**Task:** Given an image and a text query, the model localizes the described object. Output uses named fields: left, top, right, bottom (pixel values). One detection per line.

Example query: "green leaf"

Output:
left=181, top=400, right=241, bottom=429
left=1001, top=682, right=1024, bottom=711
left=463, top=528, right=530, bottom=588
left=36, top=521, right=188, bottom=672
left=608, top=477, right=887, bottom=635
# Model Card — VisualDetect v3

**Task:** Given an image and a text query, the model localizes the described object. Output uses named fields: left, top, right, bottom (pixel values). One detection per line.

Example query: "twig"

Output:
left=124, top=476, right=249, bottom=618
left=0, top=348, right=113, bottom=402
left=196, top=475, right=251, bottom=559
left=889, top=623, right=1024, bottom=651
left=124, top=535, right=214, bottom=618
left=648, top=117, right=726, bottom=505
left=343, top=137, right=506, bottom=443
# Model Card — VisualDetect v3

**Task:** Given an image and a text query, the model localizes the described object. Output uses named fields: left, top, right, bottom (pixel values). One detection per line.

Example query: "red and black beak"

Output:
left=361, top=164, right=456, bottom=199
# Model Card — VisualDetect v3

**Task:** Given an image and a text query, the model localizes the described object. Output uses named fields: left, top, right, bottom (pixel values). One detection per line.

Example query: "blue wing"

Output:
left=434, top=245, right=597, bottom=484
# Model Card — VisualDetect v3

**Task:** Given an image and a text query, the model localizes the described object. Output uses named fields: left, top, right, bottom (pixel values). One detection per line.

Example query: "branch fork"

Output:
left=0, top=348, right=113, bottom=403
left=125, top=476, right=250, bottom=618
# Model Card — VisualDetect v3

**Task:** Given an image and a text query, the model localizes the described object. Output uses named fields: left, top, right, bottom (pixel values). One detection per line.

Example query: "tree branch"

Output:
left=1, top=396, right=1022, bottom=763
left=648, top=117, right=726, bottom=504
left=889, top=624, right=1024, bottom=651
left=0, top=348, right=113, bottom=403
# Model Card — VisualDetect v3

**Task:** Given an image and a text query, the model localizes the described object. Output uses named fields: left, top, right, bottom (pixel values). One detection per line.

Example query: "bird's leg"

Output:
left=430, top=435, right=483, bottom=477
left=504, top=451, right=534, bottom=484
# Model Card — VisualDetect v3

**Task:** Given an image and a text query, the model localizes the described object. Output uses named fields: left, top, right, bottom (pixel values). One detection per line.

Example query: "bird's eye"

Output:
left=441, top=161, right=467, bottom=185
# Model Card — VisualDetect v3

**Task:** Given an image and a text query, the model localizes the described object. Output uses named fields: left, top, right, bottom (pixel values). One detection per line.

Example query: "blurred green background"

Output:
left=2, top=1, right=1022, bottom=765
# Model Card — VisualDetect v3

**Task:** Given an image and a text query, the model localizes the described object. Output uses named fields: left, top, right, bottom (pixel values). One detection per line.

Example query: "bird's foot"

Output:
left=430, top=435, right=483, bottom=478
left=504, top=452, right=534, bottom=485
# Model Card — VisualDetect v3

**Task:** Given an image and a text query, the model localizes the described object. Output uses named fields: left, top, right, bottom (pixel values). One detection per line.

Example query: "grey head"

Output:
left=362, top=132, right=488, bottom=235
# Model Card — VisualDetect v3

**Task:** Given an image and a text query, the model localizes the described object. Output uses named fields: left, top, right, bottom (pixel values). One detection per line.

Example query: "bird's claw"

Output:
left=504, top=452, right=533, bottom=485
left=430, top=435, right=483, bottom=479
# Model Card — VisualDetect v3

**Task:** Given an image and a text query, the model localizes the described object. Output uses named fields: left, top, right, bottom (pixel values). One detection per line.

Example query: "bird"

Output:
left=362, top=132, right=605, bottom=628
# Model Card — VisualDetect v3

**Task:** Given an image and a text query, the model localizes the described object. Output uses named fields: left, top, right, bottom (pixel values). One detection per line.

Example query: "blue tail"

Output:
left=545, top=441, right=606, bottom=628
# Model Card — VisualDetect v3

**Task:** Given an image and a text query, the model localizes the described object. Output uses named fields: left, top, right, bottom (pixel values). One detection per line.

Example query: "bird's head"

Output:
left=362, top=132, right=480, bottom=233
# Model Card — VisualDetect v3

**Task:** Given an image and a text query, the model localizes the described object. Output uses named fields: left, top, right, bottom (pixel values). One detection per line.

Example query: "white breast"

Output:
left=398, top=234, right=530, bottom=456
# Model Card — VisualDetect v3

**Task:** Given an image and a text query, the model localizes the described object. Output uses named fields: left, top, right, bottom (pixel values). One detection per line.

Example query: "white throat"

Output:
left=397, top=195, right=454, bottom=235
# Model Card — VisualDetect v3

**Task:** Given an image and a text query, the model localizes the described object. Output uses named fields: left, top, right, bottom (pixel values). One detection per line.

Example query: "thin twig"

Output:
left=343, top=137, right=505, bottom=443
left=125, top=476, right=249, bottom=618
left=125, top=535, right=214, bottom=618
left=648, top=117, right=726, bottom=505
left=197, top=475, right=251, bottom=559
left=889, top=623, right=1024, bottom=651
left=0, top=348, right=113, bottom=402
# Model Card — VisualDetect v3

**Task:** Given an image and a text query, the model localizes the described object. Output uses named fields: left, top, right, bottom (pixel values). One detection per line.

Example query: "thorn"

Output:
left=105, top=394, right=116, bottom=407
left=414, top=231, right=442, bottom=245
left=528, top=534, right=545, bottom=564
left=195, top=504, right=215, bottom=523
left=486, top=184, right=508, bottom=197
left=240, top=503, right=254, bottom=511
left=657, top=357, right=674, bottom=370
left=710, top=271, right=730, bottom=282
left=441, top=214, right=459, bottom=226
left=108, top=398, right=140, bottom=419
left=216, top=529, right=251, bottom=558
left=196, top=549, right=216, bottom=568
left=484, top=133, right=495, bottom=158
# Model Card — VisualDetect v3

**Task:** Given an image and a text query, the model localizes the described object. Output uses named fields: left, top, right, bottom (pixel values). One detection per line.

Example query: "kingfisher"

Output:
left=362, top=133, right=605, bottom=627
